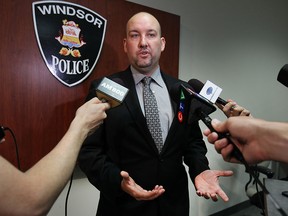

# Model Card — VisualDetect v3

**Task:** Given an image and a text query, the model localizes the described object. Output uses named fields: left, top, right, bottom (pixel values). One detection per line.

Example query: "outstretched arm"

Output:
left=0, top=98, right=110, bottom=216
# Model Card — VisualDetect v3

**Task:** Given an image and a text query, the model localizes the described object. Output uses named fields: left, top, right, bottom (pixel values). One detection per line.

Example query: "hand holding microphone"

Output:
left=95, top=77, right=129, bottom=108
left=188, top=79, right=251, bottom=117
left=200, top=114, right=247, bottom=165
left=215, top=99, right=251, bottom=118
left=203, top=118, right=248, bottom=164
left=203, top=116, right=288, bottom=165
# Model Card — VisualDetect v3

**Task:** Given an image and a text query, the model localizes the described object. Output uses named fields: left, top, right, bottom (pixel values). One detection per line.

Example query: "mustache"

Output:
left=138, top=49, right=150, bottom=54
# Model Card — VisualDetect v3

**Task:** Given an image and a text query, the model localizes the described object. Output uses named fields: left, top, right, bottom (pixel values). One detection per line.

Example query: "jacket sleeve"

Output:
left=183, top=122, right=210, bottom=184
left=77, top=81, right=123, bottom=202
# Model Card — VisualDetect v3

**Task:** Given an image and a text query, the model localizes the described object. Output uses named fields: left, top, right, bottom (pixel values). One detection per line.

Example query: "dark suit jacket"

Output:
left=78, top=67, right=210, bottom=216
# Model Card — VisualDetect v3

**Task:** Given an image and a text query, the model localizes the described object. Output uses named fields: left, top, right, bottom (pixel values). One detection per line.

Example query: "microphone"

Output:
left=0, top=126, right=5, bottom=140
left=95, top=77, right=129, bottom=108
left=277, top=64, right=288, bottom=88
left=188, top=79, right=227, bottom=105
left=171, top=82, right=247, bottom=165
left=170, top=82, right=216, bottom=124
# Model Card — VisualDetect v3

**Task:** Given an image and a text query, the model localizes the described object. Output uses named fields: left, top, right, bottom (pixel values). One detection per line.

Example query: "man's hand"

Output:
left=120, top=171, right=165, bottom=200
left=195, top=170, right=233, bottom=202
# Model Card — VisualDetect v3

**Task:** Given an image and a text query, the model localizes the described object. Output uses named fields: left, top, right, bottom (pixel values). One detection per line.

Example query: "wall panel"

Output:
left=0, top=0, right=180, bottom=170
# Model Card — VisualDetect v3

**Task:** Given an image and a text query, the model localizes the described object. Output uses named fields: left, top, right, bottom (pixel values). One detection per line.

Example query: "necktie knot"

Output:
left=143, top=77, right=152, bottom=87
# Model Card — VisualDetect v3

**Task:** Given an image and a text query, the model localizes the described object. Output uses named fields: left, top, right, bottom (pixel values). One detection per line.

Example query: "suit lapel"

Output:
left=116, top=69, right=182, bottom=154
left=122, top=73, right=147, bottom=130
left=161, top=73, right=181, bottom=152
left=117, top=69, right=159, bottom=153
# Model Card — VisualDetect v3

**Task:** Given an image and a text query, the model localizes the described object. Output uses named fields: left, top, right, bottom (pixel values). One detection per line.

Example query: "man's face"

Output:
left=123, top=13, right=165, bottom=74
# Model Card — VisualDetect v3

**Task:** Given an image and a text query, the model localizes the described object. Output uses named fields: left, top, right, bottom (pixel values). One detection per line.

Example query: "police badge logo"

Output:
left=32, top=1, right=106, bottom=87
left=55, top=20, right=86, bottom=58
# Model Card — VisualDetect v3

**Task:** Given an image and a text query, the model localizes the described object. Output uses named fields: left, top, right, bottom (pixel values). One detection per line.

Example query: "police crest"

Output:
left=32, top=1, right=106, bottom=87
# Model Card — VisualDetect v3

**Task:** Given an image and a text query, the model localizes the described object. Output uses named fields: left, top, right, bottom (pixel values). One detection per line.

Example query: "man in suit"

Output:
left=78, top=12, right=233, bottom=216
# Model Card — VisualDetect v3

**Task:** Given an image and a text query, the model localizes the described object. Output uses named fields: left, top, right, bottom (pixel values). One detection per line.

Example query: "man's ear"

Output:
left=123, top=38, right=127, bottom=53
left=160, top=37, right=166, bottom=52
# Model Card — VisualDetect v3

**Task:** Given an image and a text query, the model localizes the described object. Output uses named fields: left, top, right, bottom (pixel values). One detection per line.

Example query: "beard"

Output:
left=135, top=55, right=153, bottom=69
left=136, top=59, right=152, bottom=68
left=129, top=51, right=160, bottom=73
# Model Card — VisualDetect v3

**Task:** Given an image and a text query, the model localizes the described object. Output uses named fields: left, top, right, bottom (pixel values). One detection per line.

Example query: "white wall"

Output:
left=48, top=0, right=288, bottom=215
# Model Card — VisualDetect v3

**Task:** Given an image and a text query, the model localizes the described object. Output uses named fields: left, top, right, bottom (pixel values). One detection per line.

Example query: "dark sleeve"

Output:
left=183, top=121, right=210, bottom=184
left=77, top=80, right=122, bottom=202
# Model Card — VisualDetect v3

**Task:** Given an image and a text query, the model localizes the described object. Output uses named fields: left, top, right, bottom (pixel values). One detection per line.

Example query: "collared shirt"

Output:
left=131, top=66, right=174, bottom=143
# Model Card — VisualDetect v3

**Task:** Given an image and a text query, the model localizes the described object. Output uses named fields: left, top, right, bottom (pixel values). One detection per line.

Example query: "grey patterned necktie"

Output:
left=142, top=77, right=163, bottom=153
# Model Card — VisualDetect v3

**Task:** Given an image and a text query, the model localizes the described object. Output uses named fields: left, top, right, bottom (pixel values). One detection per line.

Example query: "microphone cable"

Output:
left=65, top=171, right=74, bottom=216
left=246, top=166, right=265, bottom=215
left=1, top=126, right=21, bottom=170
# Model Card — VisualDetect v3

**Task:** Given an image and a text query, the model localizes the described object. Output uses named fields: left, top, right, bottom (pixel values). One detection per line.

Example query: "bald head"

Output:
left=126, top=12, right=162, bottom=37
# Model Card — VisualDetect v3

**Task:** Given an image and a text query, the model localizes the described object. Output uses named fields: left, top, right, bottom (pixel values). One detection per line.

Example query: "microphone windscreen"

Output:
left=169, top=81, right=216, bottom=124
left=277, top=64, right=288, bottom=88
left=188, top=79, right=204, bottom=94
left=96, top=77, right=129, bottom=108
left=170, top=81, right=194, bottom=103
left=170, top=82, right=183, bottom=103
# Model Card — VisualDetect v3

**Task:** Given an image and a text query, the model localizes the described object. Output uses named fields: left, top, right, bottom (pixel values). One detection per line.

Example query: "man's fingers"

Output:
left=217, top=190, right=229, bottom=202
left=120, top=171, right=129, bottom=179
left=210, top=193, right=218, bottom=202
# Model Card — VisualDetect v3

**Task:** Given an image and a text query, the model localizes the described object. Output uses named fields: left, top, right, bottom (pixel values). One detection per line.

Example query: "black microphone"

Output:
left=170, top=82, right=216, bottom=124
left=0, top=126, right=5, bottom=140
left=277, top=64, right=288, bottom=88
left=188, top=79, right=227, bottom=105
left=95, top=77, right=129, bottom=108
left=171, top=82, right=247, bottom=165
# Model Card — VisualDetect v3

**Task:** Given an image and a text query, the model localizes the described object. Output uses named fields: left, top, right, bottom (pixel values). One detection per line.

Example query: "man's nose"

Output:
left=139, top=36, right=148, bottom=48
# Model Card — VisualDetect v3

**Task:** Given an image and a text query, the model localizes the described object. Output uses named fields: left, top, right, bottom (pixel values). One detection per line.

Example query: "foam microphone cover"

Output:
left=96, top=77, right=129, bottom=108
left=187, top=79, right=204, bottom=94
left=170, top=82, right=191, bottom=103
left=277, top=64, right=288, bottom=88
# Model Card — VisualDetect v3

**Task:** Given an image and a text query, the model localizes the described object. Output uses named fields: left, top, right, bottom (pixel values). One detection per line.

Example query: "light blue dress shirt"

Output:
left=131, top=66, right=174, bottom=143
